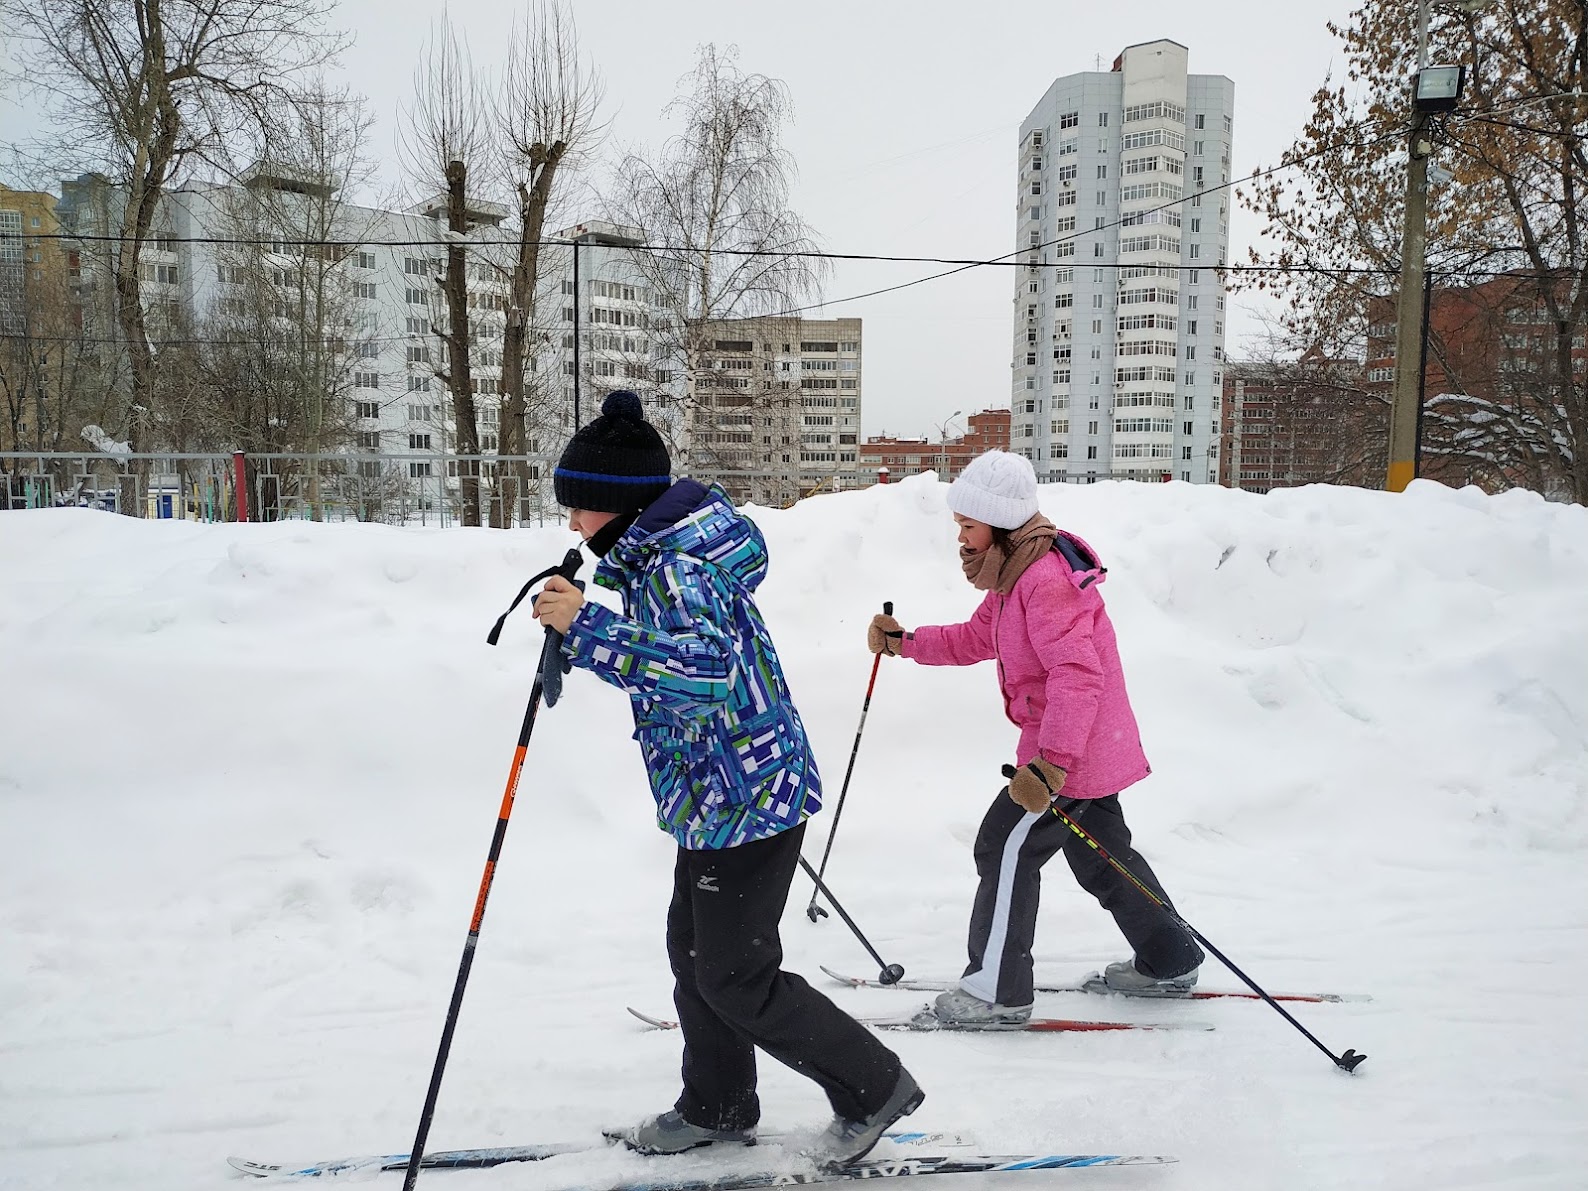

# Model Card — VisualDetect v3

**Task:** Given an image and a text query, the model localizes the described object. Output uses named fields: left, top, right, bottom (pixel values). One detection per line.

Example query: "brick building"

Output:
left=859, top=408, right=1011, bottom=482
left=1365, top=273, right=1586, bottom=499
left=1220, top=355, right=1382, bottom=493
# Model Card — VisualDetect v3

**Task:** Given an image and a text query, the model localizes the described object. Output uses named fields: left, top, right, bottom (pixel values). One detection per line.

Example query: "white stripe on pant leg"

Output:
left=958, top=809, right=1042, bottom=1005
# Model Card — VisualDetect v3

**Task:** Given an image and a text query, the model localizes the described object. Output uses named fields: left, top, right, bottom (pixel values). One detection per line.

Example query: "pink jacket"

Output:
left=901, top=532, right=1150, bottom=800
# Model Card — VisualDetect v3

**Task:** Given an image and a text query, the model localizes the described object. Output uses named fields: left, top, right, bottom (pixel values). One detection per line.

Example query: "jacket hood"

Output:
left=1052, top=530, right=1108, bottom=590
left=600, top=479, right=769, bottom=592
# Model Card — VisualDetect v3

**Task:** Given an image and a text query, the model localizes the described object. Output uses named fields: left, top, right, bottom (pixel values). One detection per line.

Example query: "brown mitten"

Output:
left=1007, top=758, right=1068, bottom=813
left=867, top=612, right=906, bottom=657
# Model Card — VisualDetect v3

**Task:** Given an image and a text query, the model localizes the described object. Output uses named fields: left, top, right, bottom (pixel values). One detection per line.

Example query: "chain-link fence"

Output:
left=0, top=452, right=559, bottom=528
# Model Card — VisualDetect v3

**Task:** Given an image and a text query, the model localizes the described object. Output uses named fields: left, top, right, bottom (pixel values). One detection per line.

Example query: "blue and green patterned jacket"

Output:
left=561, top=480, right=823, bottom=850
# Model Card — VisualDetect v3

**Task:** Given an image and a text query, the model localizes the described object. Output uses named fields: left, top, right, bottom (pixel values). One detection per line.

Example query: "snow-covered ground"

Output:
left=3, top=476, right=1586, bottom=1191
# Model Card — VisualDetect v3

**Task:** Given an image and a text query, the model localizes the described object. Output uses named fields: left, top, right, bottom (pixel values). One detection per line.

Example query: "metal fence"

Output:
left=0, top=452, right=558, bottom=528
left=0, top=451, right=902, bottom=526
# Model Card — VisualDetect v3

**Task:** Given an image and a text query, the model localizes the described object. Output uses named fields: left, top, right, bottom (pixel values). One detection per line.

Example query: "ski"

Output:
left=820, top=965, right=1370, bottom=1005
left=582, top=1153, right=1179, bottom=1188
left=227, top=1132, right=971, bottom=1179
left=231, top=1150, right=1175, bottom=1184
left=627, top=1007, right=1211, bottom=1034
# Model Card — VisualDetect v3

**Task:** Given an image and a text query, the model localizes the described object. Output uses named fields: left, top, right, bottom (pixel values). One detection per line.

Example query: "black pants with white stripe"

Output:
left=666, top=822, right=903, bottom=1132
left=958, top=791, right=1204, bottom=1008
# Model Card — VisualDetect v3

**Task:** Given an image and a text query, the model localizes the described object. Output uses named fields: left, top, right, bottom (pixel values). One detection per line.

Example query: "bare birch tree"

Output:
left=609, top=45, right=826, bottom=497
left=0, top=0, right=347, bottom=462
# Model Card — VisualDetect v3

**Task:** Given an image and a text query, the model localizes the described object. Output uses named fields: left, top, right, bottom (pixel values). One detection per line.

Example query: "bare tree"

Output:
left=609, top=45, right=826, bottom=495
left=401, top=19, right=495, bottom=527
left=1, top=0, right=347, bottom=462
left=0, top=230, right=121, bottom=456
left=1237, top=0, right=1588, bottom=501
left=493, top=0, right=604, bottom=526
left=191, top=83, right=377, bottom=516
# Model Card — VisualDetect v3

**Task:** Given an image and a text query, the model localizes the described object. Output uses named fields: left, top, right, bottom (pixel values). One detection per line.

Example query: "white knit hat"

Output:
left=947, top=450, right=1040, bottom=530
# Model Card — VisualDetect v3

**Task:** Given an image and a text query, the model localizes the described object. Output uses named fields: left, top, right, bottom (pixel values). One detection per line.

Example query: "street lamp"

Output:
left=934, top=410, right=963, bottom=479
left=1386, top=0, right=1495, bottom=492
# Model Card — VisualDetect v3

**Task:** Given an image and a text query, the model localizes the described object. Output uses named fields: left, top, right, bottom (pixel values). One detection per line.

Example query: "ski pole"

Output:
left=806, top=599, right=893, bottom=923
left=1003, top=763, right=1366, bottom=1073
left=402, top=548, right=585, bottom=1191
left=798, top=856, right=904, bottom=985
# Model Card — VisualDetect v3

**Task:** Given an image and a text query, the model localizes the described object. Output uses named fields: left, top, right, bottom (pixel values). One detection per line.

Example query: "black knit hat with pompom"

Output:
left=553, top=390, right=673, bottom=513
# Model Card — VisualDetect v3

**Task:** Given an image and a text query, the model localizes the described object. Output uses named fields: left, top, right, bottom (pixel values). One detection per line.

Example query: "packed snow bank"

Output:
left=2, top=476, right=1585, bottom=1191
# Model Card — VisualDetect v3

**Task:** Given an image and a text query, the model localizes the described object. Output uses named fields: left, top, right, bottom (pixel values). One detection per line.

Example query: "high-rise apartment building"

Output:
left=1012, top=40, right=1233, bottom=484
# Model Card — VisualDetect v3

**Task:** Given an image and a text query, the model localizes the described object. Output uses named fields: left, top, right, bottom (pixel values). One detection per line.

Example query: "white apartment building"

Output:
left=1012, top=39, right=1234, bottom=484
left=54, top=169, right=678, bottom=520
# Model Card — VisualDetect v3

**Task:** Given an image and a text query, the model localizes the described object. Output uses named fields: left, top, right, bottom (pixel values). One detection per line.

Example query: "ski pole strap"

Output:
left=486, top=547, right=585, bottom=646
left=487, top=547, right=585, bottom=710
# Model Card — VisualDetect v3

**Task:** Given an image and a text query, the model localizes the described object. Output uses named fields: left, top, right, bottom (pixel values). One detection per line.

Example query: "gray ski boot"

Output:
left=610, top=1110, right=755, bottom=1156
left=927, top=987, right=1033, bottom=1027
left=1100, top=958, right=1199, bottom=998
left=814, top=1066, right=925, bottom=1168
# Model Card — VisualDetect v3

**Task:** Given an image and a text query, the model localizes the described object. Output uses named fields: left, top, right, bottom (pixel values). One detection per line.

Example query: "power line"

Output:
left=7, top=103, right=1579, bottom=351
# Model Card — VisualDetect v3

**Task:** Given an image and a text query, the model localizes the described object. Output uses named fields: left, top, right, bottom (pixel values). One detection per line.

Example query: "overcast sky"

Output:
left=2, top=0, right=1367, bottom=439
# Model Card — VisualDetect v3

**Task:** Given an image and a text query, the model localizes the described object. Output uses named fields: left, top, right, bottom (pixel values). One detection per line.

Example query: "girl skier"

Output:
left=867, top=449, right=1203, bottom=1025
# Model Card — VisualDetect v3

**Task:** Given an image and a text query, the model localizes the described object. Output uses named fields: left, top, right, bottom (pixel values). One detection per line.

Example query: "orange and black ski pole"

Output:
left=402, top=548, right=584, bottom=1191
left=1003, top=762, right=1366, bottom=1074
left=806, top=600, right=893, bottom=928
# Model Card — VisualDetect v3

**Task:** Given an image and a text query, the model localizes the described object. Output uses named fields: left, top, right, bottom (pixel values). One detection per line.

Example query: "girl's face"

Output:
left=954, top=513, right=994, bottom=555
left=568, top=508, right=618, bottom=541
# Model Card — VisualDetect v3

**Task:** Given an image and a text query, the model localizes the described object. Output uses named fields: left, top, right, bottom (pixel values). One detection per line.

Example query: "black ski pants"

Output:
left=959, top=790, right=1204, bottom=1008
left=666, top=821, right=902, bottom=1132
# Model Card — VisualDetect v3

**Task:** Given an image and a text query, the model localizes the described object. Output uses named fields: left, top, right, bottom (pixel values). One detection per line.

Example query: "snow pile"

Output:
left=2, top=476, right=1586, bottom=1191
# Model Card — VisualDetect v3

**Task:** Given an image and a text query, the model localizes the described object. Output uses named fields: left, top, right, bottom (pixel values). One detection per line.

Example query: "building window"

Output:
left=1098, top=112, right=1109, bottom=127
left=409, top=433, right=432, bottom=450
left=1060, top=111, right=1079, bottom=129
left=354, top=371, right=380, bottom=388
left=355, top=400, right=380, bottom=419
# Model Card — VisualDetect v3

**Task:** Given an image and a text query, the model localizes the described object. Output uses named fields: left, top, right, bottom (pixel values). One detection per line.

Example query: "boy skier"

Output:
left=532, top=391, right=922, bottom=1164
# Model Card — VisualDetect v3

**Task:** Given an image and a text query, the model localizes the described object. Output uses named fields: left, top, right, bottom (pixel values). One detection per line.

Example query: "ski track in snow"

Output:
left=2, top=476, right=1586, bottom=1190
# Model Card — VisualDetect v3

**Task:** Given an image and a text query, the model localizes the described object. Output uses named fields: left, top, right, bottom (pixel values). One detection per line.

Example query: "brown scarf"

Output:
left=960, top=513, right=1058, bottom=594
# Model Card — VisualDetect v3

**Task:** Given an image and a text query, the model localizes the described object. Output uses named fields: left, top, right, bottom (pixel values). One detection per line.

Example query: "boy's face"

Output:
left=568, top=508, right=619, bottom=541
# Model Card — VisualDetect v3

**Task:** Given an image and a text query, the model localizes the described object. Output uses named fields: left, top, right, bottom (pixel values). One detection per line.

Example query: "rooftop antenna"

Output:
left=1095, top=53, right=1102, bottom=70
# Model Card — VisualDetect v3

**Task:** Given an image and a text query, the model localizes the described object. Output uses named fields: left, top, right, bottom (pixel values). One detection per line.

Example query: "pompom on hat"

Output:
left=947, top=450, right=1041, bottom=530
left=553, top=390, right=672, bottom=513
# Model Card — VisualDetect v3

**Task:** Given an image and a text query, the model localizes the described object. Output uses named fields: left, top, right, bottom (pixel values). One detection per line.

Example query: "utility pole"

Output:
left=581, top=235, right=587, bottom=431
left=1386, top=2, right=1436, bottom=494
left=1385, top=0, right=1490, bottom=491
left=1386, top=115, right=1432, bottom=493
